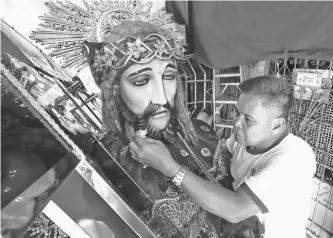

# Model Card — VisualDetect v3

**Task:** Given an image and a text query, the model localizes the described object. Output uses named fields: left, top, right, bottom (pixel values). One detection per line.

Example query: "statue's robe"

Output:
left=212, top=141, right=265, bottom=238
left=77, top=119, right=221, bottom=238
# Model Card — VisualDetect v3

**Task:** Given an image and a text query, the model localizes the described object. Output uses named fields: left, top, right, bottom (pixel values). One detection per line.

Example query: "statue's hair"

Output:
left=98, top=21, right=197, bottom=145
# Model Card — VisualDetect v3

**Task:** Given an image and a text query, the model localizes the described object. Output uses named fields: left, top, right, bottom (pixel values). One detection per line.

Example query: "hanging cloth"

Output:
left=169, top=1, right=333, bottom=69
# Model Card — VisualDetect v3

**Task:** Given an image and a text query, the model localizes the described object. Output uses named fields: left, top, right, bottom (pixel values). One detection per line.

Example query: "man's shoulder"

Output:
left=283, top=133, right=312, bottom=146
left=281, top=133, right=316, bottom=170
left=256, top=133, right=316, bottom=174
left=277, top=133, right=315, bottom=158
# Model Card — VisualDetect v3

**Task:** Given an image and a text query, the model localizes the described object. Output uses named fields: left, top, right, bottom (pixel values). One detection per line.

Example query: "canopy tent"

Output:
left=167, top=1, right=333, bottom=69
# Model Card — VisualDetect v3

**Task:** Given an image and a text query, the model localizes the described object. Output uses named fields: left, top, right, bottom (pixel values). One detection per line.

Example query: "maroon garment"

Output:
left=79, top=119, right=221, bottom=238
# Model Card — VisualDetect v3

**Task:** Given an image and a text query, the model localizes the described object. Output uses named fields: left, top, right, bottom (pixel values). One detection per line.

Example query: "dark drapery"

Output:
left=170, top=1, right=333, bottom=69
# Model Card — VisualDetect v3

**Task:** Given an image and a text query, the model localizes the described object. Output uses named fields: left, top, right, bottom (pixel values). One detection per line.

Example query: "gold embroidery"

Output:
left=28, top=213, right=69, bottom=238
left=200, top=125, right=210, bottom=132
left=201, top=148, right=211, bottom=157
left=209, top=139, right=232, bottom=181
left=145, top=189, right=218, bottom=238
left=180, top=150, right=189, bottom=156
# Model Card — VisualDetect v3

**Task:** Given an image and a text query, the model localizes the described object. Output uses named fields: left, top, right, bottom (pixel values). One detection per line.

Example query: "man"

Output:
left=81, top=20, right=222, bottom=238
left=131, top=75, right=317, bottom=238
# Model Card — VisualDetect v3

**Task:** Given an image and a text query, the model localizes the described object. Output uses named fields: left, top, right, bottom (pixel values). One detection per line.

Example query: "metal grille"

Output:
left=213, top=66, right=243, bottom=139
left=268, top=57, right=333, bottom=238
left=179, top=55, right=214, bottom=123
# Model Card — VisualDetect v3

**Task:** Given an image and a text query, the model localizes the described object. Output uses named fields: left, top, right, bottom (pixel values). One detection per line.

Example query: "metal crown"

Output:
left=30, top=0, right=185, bottom=71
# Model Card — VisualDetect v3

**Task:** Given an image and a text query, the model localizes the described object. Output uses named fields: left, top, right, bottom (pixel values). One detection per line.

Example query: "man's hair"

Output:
left=238, top=75, right=293, bottom=118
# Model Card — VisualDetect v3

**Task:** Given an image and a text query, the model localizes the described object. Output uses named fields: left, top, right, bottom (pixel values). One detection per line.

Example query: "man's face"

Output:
left=119, top=59, right=177, bottom=131
left=233, top=93, right=278, bottom=148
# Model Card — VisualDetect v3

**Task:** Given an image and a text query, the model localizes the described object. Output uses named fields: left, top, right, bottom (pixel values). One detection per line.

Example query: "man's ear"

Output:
left=272, top=117, right=286, bottom=132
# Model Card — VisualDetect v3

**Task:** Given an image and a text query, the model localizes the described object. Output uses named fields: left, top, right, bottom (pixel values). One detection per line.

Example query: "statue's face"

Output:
left=119, top=59, right=177, bottom=131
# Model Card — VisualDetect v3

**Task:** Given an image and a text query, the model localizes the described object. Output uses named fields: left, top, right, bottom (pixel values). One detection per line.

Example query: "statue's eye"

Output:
left=163, top=74, right=176, bottom=80
left=133, top=77, right=149, bottom=86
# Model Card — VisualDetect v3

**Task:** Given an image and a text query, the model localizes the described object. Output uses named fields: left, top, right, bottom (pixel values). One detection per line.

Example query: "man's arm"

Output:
left=178, top=132, right=263, bottom=223
left=169, top=150, right=301, bottom=223
left=131, top=132, right=261, bottom=222
left=178, top=168, right=262, bottom=223
left=130, top=135, right=275, bottom=223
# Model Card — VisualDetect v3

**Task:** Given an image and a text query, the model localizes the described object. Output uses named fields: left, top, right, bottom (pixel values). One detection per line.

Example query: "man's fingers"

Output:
left=130, top=152, right=148, bottom=169
left=130, top=153, right=148, bottom=169
left=129, top=141, right=139, bottom=151
left=143, top=137, right=160, bottom=144
left=133, top=135, right=147, bottom=147
left=129, top=148, right=139, bottom=160
left=131, top=153, right=140, bottom=161
left=129, top=141, right=146, bottom=159
left=129, top=148, right=136, bottom=156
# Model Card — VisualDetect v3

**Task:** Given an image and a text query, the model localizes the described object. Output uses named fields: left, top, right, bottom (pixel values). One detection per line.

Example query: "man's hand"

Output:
left=129, top=136, right=181, bottom=177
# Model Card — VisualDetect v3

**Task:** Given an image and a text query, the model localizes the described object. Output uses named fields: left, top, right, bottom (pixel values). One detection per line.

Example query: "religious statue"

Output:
left=80, top=19, right=224, bottom=237
left=25, top=1, right=233, bottom=237
left=79, top=18, right=264, bottom=238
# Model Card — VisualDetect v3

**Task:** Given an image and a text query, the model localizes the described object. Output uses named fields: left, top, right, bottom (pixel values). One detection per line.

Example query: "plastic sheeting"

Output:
left=170, top=1, right=333, bottom=69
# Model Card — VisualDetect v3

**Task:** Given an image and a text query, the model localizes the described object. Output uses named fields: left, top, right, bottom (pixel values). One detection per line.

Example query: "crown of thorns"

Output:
left=92, top=33, right=185, bottom=74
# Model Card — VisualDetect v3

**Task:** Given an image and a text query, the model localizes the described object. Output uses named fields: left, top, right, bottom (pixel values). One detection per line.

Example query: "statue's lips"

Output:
left=151, top=109, right=168, bottom=118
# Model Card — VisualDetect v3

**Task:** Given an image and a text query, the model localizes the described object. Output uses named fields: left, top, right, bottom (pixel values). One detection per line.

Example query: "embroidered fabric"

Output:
left=88, top=119, right=221, bottom=238
left=27, top=213, right=69, bottom=238
left=208, top=139, right=233, bottom=181
left=142, top=189, right=218, bottom=238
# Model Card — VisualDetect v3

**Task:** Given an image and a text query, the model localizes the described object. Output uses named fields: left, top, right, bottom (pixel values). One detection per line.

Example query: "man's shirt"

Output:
left=227, top=133, right=316, bottom=238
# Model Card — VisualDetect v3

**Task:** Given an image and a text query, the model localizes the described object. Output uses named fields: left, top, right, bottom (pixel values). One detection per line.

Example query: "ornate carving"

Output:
left=30, top=0, right=183, bottom=70
left=1, top=51, right=25, bottom=81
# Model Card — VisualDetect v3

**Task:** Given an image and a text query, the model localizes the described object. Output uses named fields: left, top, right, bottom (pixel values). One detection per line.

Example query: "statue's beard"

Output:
left=117, top=97, right=180, bottom=144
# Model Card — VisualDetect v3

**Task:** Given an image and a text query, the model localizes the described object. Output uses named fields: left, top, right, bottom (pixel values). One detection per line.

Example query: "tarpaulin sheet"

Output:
left=170, top=1, right=333, bottom=69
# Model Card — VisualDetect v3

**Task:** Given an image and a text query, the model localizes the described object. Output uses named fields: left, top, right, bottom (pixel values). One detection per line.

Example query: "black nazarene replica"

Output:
left=80, top=20, right=223, bottom=238
left=1, top=1, right=261, bottom=237
left=28, top=1, right=226, bottom=237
